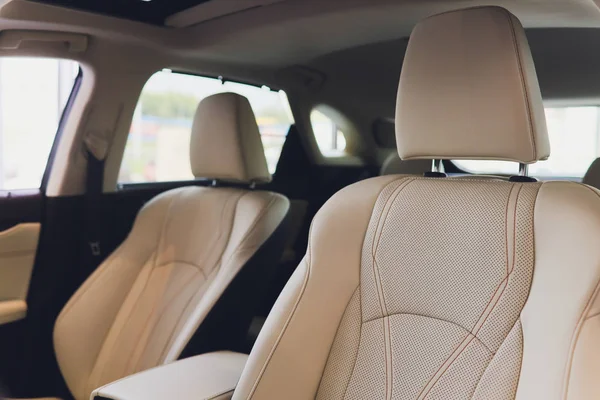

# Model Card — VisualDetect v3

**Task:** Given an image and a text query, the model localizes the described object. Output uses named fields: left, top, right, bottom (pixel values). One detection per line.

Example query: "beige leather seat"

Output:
left=232, top=7, right=600, bottom=399
left=380, top=153, right=430, bottom=176
left=583, top=158, right=600, bottom=188
left=51, top=93, right=289, bottom=400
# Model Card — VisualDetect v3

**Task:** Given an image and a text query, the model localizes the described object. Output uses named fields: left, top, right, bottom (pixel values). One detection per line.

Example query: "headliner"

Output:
left=3, top=0, right=600, bottom=109
left=4, top=0, right=600, bottom=68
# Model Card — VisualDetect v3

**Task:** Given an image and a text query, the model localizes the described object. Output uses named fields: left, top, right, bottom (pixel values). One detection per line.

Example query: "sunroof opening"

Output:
left=29, top=0, right=214, bottom=25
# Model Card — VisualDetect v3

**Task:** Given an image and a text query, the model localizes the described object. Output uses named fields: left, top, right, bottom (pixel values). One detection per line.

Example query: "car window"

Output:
left=310, top=109, right=347, bottom=157
left=454, top=107, right=600, bottom=179
left=118, top=70, right=294, bottom=184
left=0, top=58, right=80, bottom=190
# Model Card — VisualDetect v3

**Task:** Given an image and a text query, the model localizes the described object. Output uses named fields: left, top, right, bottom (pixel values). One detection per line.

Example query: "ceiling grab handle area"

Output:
left=0, top=30, right=88, bottom=52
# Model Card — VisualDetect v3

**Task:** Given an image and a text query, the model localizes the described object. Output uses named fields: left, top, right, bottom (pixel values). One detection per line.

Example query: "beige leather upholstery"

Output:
left=191, top=92, right=271, bottom=184
left=232, top=7, right=600, bottom=400
left=0, top=299, right=27, bottom=325
left=52, top=93, right=289, bottom=400
left=379, top=153, right=430, bottom=176
left=583, top=158, right=600, bottom=189
left=396, top=6, right=550, bottom=163
left=0, top=222, right=41, bottom=324
left=92, top=351, right=248, bottom=400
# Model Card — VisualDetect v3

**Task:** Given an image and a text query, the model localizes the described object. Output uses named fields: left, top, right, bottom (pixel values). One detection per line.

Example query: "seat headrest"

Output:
left=396, top=6, right=550, bottom=164
left=190, top=92, right=271, bottom=184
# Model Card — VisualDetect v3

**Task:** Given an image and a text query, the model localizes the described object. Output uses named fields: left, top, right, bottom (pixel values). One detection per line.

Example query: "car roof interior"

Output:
left=3, top=0, right=600, bottom=195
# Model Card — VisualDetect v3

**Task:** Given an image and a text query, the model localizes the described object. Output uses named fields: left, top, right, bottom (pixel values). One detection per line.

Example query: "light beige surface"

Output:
left=396, top=7, right=550, bottom=163
left=233, top=177, right=600, bottom=400
left=53, top=93, right=289, bottom=400
left=379, top=153, right=430, bottom=176
left=0, top=299, right=27, bottom=325
left=191, top=93, right=272, bottom=184
left=0, top=222, right=41, bottom=324
left=232, top=7, right=600, bottom=400
left=92, top=351, right=248, bottom=400
left=54, top=186, right=287, bottom=400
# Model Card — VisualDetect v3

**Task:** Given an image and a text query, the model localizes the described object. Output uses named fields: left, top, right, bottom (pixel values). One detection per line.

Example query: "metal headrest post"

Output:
left=424, top=159, right=447, bottom=178
left=519, top=163, right=529, bottom=177
left=510, top=163, right=537, bottom=182
left=432, top=159, right=443, bottom=173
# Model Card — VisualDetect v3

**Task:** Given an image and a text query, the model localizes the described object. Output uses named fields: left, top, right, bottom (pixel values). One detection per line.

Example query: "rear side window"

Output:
left=118, top=71, right=294, bottom=184
left=454, top=107, right=600, bottom=179
left=310, top=109, right=347, bottom=157
left=0, top=58, right=79, bottom=190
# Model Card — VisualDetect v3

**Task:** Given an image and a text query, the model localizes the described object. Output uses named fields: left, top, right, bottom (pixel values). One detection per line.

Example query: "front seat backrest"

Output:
left=53, top=93, right=289, bottom=400
left=233, top=7, right=600, bottom=400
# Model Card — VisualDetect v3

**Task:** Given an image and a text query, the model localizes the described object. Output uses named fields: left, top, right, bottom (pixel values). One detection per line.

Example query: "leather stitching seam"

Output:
left=562, top=183, right=600, bottom=399
left=129, top=267, right=204, bottom=373
left=247, top=177, right=405, bottom=399
left=417, top=183, right=522, bottom=399
left=469, top=319, right=523, bottom=399
left=504, top=8, right=537, bottom=160
left=84, top=191, right=183, bottom=397
left=370, top=178, right=413, bottom=399
left=340, top=289, right=363, bottom=400
left=370, top=177, right=414, bottom=318
left=317, top=286, right=361, bottom=399
left=245, top=231, right=312, bottom=399
left=367, top=313, right=493, bottom=355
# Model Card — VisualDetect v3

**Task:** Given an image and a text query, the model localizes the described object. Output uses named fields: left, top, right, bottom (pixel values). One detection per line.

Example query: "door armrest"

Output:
left=91, top=351, right=247, bottom=400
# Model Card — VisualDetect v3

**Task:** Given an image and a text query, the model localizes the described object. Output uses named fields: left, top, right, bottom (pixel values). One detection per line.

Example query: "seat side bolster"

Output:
left=162, top=191, right=290, bottom=363
left=567, top=291, right=600, bottom=400
left=517, top=182, right=600, bottom=399
left=233, top=175, right=402, bottom=400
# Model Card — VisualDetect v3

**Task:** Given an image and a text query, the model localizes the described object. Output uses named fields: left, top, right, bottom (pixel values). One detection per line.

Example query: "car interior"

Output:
left=0, top=1, right=600, bottom=399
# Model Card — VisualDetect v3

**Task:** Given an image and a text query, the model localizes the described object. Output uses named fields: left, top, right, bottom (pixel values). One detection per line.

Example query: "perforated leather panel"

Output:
left=317, top=178, right=541, bottom=400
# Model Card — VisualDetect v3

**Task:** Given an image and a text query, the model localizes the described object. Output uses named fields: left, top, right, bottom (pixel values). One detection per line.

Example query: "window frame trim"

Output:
left=40, top=67, right=84, bottom=193
left=117, top=70, right=293, bottom=187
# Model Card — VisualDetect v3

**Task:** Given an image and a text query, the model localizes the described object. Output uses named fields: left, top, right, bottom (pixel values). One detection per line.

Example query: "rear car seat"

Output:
left=31, top=93, right=290, bottom=400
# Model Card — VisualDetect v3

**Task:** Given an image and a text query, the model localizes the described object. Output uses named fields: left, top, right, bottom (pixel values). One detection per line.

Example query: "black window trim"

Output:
left=41, top=67, right=84, bottom=192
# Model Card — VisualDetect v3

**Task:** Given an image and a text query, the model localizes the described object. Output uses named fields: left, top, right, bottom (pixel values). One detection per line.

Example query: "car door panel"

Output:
left=0, top=62, right=81, bottom=398
left=0, top=189, right=43, bottom=328
left=0, top=192, right=44, bottom=396
left=0, top=222, right=41, bottom=324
